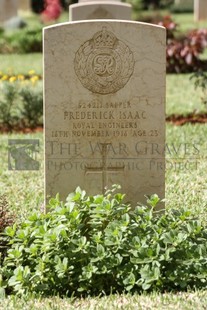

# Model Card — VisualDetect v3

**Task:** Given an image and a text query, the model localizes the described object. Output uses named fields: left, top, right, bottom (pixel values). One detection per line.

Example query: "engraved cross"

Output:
left=85, top=143, right=125, bottom=193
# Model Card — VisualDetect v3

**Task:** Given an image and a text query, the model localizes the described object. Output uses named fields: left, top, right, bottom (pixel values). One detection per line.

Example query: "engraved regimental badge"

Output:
left=74, top=27, right=135, bottom=94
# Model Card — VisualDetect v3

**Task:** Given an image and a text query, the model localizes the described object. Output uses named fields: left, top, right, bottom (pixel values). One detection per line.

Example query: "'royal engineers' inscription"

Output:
left=44, top=21, right=166, bottom=208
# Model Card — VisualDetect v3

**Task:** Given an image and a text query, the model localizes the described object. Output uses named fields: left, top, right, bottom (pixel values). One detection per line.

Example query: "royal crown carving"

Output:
left=74, top=27, right=135, bottom=94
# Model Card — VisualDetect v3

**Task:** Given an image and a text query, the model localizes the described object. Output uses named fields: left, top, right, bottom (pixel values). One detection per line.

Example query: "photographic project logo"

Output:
left=8, top=139, right=40, bottom=171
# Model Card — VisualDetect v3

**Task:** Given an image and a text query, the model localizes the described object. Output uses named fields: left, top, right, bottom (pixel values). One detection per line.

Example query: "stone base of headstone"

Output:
left=69, top=1, right=132, bottom=21
left=194, top=0, right=207, bottom=21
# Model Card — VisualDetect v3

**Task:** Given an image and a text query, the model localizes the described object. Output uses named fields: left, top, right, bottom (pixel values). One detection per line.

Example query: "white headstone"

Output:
left=194, top=0, right=207, bottom=21
left=44, top=20, right=166, bottom=208
left=69, top=1, right=132, bottom=21
left=0, top=0, right=18, bottom=23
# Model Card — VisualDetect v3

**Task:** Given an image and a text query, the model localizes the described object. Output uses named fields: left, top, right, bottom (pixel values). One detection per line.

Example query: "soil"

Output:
left=0, top=113, right=207, bottom=133
left=166, top=113, right=207, bottom=126
left=0, top=126, right=43, bottom=134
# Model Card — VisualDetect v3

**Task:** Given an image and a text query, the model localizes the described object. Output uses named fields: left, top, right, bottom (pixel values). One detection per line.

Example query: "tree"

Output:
left=31, top=0, right=45, bottom=13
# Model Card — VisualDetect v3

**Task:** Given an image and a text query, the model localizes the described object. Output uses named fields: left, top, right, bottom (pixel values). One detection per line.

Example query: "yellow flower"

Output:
left=30, top=75, right=39, bottom=85
left=28, top=70, right=35, bottom=75
left=17, top=74, right=25, bottom=81
left=9, top=76, right=17, bottom=83
left=1, top=75, right=9, bottom=81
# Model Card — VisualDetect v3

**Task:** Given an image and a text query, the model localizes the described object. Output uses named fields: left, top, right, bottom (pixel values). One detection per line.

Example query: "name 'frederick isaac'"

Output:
left=64, top=111, right=146, bottom=120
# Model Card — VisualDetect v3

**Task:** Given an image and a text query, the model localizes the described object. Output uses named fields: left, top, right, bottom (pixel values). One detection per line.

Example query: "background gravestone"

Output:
left=0, top=0, right=18, bottom=23
left=44, top=20, right=166, bottom=208
left=194, top=0, right=207, bottom=21
left=69, top=0, right=132, bottom=21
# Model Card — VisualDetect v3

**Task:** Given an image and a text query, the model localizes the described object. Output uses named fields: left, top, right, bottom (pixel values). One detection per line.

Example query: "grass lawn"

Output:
left=0, top=132, right=43, bottom=220
left=0, top=290, right=207, bottom=309
left=166, top=74, right=206, bottom=115
left=0, top=54, right=42, bottom=76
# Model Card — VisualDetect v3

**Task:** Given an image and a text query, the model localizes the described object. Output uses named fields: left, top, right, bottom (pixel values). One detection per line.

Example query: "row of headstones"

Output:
left=0, top=0, right=132, bottom=23
left=70, top=0, right=207, bottom=22
left=0, top=0, right=207, bottom=24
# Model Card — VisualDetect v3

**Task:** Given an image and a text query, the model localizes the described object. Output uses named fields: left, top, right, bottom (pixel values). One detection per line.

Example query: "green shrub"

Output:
left=127, top=0, right=143, bottom=11
left=0, top=27, right=42, bottom=54
left=11, top=27, right=42, bottom=53
left=0, top=82, right=43, bottom=130
left=190, top=71, right=207, bottom=107
left=1, top=186, right=207, bottom=297
left=0, top=82, right=20, bottom=130
left=19, top=86, right=43, bottom=128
